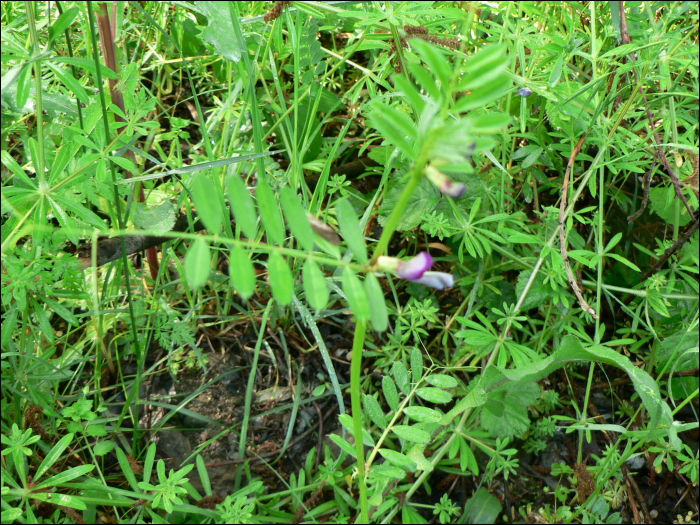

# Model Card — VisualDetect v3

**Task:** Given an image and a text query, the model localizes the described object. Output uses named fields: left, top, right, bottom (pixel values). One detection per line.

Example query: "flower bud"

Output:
left=424, top=165, right=467, bottom=199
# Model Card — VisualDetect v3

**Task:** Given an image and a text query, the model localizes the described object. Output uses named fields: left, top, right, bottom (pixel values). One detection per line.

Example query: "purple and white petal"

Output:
left=441, top=180, right=467, bottom=199
left=518, top=87, right=533, bottom=98
left=397, top=251, right=433, bottom=281
left=425, top=165, right=466, bottom=199
left=413, top=271, right=454, bottom=290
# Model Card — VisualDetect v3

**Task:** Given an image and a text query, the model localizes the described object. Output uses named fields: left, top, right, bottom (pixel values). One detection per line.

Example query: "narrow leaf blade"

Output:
left=336, top=199, right=368, bottom=264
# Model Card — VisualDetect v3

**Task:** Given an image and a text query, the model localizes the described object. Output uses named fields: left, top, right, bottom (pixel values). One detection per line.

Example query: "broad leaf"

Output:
left=365, top=273, right=388, bottom=332
left=342, top=268, right=370, bottom=320
left=196, top=2, right=242, bottom=62
left=302, top=259, right=328, bottom=311
left=410, top=347, right=423, bottom=384
left=185, top=239, right=210, bottom=289
left=191, top=176, right=222, bottom=233
left=403, top=406, right=442, bottom=423
left=378, top=449, right=416, bottom=472
left=392, top=425, right=430, bottom=444
left=392, top=361, right=410, bottom=394
left=415, top=387, right=452, bottom=404
left=256, top=179, right=285, bottom=245
left=280, top=186, right=314, bottom=252
left=268, top=252, right=293, bottom=305
left=383, top=375, right=400, bottom=413
left=229, top=245, right=256, bottom=300
left=363, top=394, right=387, bottom=427
left=227, top=174, right=258, bottom=239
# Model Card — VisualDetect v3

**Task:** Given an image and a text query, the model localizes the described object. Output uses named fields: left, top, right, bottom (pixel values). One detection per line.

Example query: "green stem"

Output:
left=351, top=319, right=369, bottom=523
left=371, top=162, right=426, bottom=262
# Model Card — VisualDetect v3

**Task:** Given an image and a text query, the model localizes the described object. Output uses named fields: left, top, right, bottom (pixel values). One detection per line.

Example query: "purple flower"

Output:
left=376, top=252, right=455, bottom=290
left=424, top=165, right=467, bottom=199
left=397, top=251, right=433, bottom=280
left=518, top=87, right=533, bottom=98
left=413, top=271, right=454, bottom=290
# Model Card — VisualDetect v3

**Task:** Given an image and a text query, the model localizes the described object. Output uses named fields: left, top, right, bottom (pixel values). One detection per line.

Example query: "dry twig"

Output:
left=559, top=134, right=598, bottom=319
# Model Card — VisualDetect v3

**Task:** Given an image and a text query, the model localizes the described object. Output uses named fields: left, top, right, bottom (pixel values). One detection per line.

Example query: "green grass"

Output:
left=1, top=1, right=699, bottom=524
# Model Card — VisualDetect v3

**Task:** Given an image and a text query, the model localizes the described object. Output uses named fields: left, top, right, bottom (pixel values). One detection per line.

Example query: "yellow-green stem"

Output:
left=371, top=161, right=426, bottom=262
left=351, top=318, right=369, bottom=522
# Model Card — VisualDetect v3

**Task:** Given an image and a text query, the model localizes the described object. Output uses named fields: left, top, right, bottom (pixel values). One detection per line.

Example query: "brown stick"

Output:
left=77, top=214, right=205, bottom=270
left=640, top=217, right=699, bottom=281
left=559, top=134, right=598, bottom=319
left=96, top=3, right=160, bottom=279
left=619, top=2, right=696, bottom=222
left=627, top=153, right=658, bottom=223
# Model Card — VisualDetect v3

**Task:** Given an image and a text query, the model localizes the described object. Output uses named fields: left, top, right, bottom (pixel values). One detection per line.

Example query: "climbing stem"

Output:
left=371, top=159, right=427, bottom=262
left=351, top=318, right=369, bottom=522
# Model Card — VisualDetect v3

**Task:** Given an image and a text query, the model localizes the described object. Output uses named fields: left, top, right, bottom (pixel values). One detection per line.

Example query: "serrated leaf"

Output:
left=196, top=2, right=242, bottom=62
left=93, top=441, right=114, bottom=456
left=192, top=176, right=222, bottom=233
left=363, top=394, right=387, bottom=427
left=302, top=259, right=328, bottom=311
left=415, top=387, right=453, bottom=404
left=478, top=334, right=673, bottom=439
left=133, top=201, right=177, bottom=235
left=257, top=179, right=285, bottom=245
left=403, top=406, right=441, bottom=423
left=383, top=375, right=400, bottom=413
left=392, top=361, right=410, bottom=394
left=482, top=381, right=541, bottom=440
left=463, top=487, right=501, bottom=524
left=342, top=267, right=370, bottom=320
left=424, top=374, right=458, bottom=389
left=365, top=273, right=388, bottom=332
left=281, top=186, right=314, bottom=252
left=268, top=252, right=293, bottom=305
left=410, top=347, right=424, bottom=384
left=228, top=174, right=258, bottom=239
left=336, top=198, right=368, bottom=264
left=229, top=246, right=256, bottom=300
left=185, top=239, right=210, bottom=289
left=378, top=449, right=416, bottom=472
left=392, top=425, right=430, bottom=444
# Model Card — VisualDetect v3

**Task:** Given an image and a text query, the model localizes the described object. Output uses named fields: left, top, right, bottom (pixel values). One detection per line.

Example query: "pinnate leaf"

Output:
left=268, top=252, right=293, bottom=305
left=336, top=199, right=368, bottom=264
left=256, top=179, right=285, bottom=245
left=227, top=174, right=258, bottom=239
left=302, top=259, right=328, bottom=311
left=229, top=245, right=256, bottom=300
